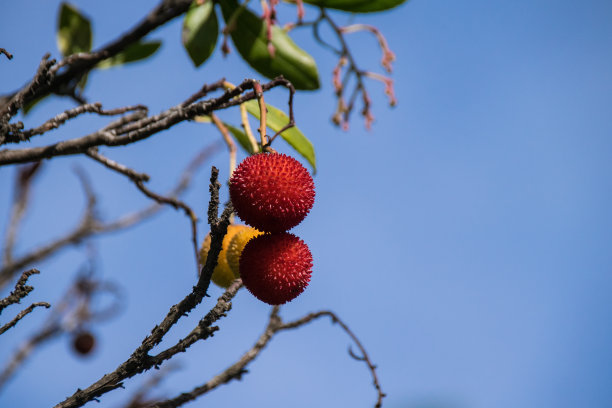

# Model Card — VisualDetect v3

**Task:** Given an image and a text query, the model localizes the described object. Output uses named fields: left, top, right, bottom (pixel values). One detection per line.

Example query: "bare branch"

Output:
left=119, top=363, right=181, bottom=408
left=52, top=167, right=235, bottom=408
left=3, top=161, right=43, bottom=265
left=181, top=78, right=227, bottom=107
left=2, top=103, right=148, bottom=145
left=0, top=322, right=61, bottom=389
left=0, top=144, right=219, bottom=289
left=0, top=269, right=49, bottom=337
left=149, top=306, right=282, bottom=408
left=210, top=113, right=236, bottom=176
left=0, top=77, right=294, bottom=166
left=0, top=0, right=193, bottom=114
left=85, top=148, right=199, bottom=270
left=148, top=280, right=242, bottom=367
left=0, top=301, right=50, bottom=336
left=267, top=80, right=296, bottom=145
left=0, top=48, right=13, bottom=60
left=0, top=269, right=42, bottom=313
left=150, top=308, right=385, bottom=408
left=280, top=311, right=386, bottom=408
left=0, top=213, right=95, bottom=289
left=0, top=169, right=97, bottom=289
left=0, top=267, right=123, bottom=389
left=222, top=81, right=259, bottom=153
left=0, top=54, right=55, bottom=123
left=85, top=147, right=150, bottom=182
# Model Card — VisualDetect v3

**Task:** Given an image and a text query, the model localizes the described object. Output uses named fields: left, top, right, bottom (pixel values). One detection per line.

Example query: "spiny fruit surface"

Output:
left=229, top=153, right=315, bottom=233
left=200, top=224, right=246, bottom=288
left=226, top=226, right=262, bottom=277
left=240, top=232, right=313, bottom=305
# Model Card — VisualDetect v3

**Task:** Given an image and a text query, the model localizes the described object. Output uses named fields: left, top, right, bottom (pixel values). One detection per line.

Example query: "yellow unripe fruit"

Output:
left=226, top=227, right=262, bottom=276
left=199, top=224, right=246, bottom=288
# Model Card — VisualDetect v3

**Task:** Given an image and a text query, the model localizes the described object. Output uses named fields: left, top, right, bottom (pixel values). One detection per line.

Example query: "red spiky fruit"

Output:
left=240, top=233, right=313, bottom=305
left=229, top=153, right=315, bottom=233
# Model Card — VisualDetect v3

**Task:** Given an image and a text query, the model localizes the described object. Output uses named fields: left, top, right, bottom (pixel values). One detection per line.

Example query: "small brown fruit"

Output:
left=73, top=331, right=96, bottom=355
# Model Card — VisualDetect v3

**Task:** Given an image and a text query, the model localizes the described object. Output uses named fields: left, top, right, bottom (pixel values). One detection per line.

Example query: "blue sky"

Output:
left=1, top=1, right=612, bottom=407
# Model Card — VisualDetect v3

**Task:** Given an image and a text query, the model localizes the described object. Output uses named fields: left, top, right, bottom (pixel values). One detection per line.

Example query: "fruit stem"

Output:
left=253, top=81, right=269, bottom=149
left=223, top=81, right=259, bottom=153
left=210, top=113, right=236, bottom=177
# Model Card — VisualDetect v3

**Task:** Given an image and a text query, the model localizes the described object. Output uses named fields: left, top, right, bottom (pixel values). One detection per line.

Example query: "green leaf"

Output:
left=225, top=123, right=256, bottom=155
left=182, top=1, right=219, bottom=67
left=96, top=41, right=162, bottom=69
left=219, top=0, right=320, bottom=90
left=244, top=100, right=316, bottom=172
left=299, top=0, right=408, bottom=13
left=57, top=2, right=92, bottom=56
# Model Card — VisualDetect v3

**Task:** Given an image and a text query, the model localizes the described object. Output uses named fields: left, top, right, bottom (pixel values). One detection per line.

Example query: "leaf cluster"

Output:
left=47, top=0, right=406, bottom=167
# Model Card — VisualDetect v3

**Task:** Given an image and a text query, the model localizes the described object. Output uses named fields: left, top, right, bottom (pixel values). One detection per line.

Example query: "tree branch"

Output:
left=148, top=280, right=243, bottom=368
left=3, top=161, right=43, bottom=266
left=0, top=143, right=219, bottom=289
left=85, top=147, right=201, bottom=272
left=0, top=0, right=193, bottom=114
left=0, top=269, right=42, bottom=313
left=0, top=172, right=97, bottom=289
left=0, top=77, right=295, bottom=166
left=150, top=308, right=385, bottom=408
left=52, top=167, right=235, bottom=408
left=0, top=322, right=61, bottom=389
left=0, top=48, right=13, bottom=60
left=0, top=269, right=49, bottom=337
left=0, top=301, right=50, bottom=336
left=0, top=54, right=55, bottom=124
left=1, top=103, right=147, bottom=145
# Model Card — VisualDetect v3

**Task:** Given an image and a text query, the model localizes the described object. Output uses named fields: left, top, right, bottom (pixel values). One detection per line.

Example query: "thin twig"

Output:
left=181, top=78, right=226, bottom=107
left=267, top=80, right=296, bottom=145
left=0, top=323, right=61, bottom=388
left=147, top=280, right=242, bottom=368
left=240, top=103, right=258, bottom=153
left=0, top=48, right=13, bottom=60
left=0, top=54, right=55, bottom=122
left=3, top=103, right=148, bottom=144
left=85, top=147, right=149, bottom=181
left=84, top=148, right=200, bottom=271
left=0, top=267, right=123, bottom=389
left=222, top=80, right=258, bottom=153
left=0, top=168, right=97, bottom=290
left=280, top=311, right=386, bottom=408
left=151, top=308, right=385, bottom=408
left=0, top=302, right=50, bottom=336
left=0, top=77, right=295, bottom=166
left=210, top=113, right=236, bottom=176
left=320, top=10, right=367, bottom=127
left=149, top=306, right=282, bottom=408
left=0, top=0, right=195, bottom=113
left=3, top=161, right=43, bottom=265
left=119, top=363, right=181, bottom=408
left=0, top=269, right=42, bottom=313
left=52, top=167, right=234, bottom=408
left=253, top=82, right=268, bottom=148
left=0, top=213, right=95, bottom=290
left=0, top=144, right=219, bottom=289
